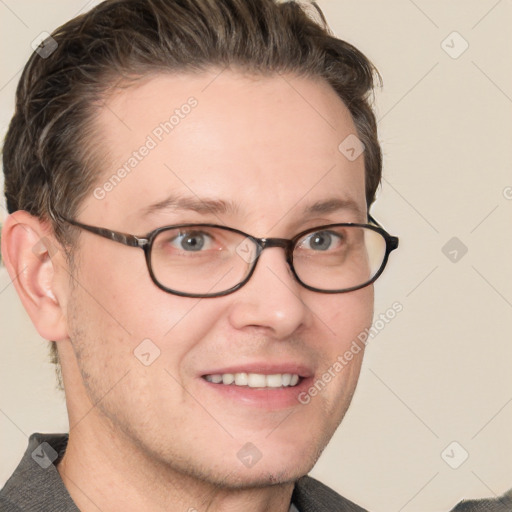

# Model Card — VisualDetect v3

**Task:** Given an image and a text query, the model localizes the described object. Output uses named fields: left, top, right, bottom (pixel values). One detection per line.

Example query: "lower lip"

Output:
left=200, top=377, right=313, bottom=409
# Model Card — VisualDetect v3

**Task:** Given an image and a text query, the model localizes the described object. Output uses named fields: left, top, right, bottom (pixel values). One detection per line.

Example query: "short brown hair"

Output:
left=2, top=0, right=382, bottom=378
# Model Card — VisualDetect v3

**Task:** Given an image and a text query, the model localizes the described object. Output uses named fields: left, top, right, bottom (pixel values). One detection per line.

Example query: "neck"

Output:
left=57, top=422, right=295, bottom=512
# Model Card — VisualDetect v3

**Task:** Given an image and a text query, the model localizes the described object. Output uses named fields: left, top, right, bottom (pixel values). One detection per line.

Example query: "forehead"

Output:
left=87, top=70, right=366, bottom=229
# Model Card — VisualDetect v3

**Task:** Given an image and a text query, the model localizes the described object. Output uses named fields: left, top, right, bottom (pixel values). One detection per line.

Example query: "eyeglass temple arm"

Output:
left=51, top=211, right=148, bottom=248
left=368, top=214, right=399, bottom=250
left=368, top=214, right=380, bottom=226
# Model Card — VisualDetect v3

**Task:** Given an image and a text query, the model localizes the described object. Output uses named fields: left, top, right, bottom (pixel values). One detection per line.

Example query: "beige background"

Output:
left=1, top=1, right=511, bottom=511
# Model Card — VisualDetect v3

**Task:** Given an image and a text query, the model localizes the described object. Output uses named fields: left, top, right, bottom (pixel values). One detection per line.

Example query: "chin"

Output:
left=214, top=463, right=308, bottom=490
left=170, top=445, right=317, bottom=491
left=225, top=442, right=321, bottom=489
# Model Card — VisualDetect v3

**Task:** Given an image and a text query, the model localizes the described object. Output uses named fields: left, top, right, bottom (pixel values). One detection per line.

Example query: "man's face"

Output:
left=62, top=70, right=373, bottom=486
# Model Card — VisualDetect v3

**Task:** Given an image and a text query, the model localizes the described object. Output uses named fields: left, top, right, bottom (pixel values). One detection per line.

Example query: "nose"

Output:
left=227, top=247, right=312, bottom=339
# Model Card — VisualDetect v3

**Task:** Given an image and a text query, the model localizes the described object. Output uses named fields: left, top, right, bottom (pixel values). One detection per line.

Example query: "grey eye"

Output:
left=301, top=231, right=342, bottom=251
left=172, top=231, right=212, bottom=251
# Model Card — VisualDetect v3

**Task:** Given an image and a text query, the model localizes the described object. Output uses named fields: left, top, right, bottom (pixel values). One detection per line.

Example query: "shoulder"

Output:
left=0, top=495, right=23, bottom=512
left=293, top=475, right=368, bottom=512
left=0, top=433, right=78, bottom=512
left=450, top=489, right=512, bottom=512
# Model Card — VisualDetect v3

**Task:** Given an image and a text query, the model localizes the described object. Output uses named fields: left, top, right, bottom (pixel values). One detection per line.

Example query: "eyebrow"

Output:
left=303, top=198, right=366, bottom=220
left=140, top=194, right=366, bottom=221
left=141, top=194, right=239, bottom=217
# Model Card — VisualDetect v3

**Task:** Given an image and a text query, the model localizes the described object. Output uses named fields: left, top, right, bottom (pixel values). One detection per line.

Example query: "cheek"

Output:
left=73, top=244, right=211, bottom=340
left=65, top=265, right=229, bottom=429
left=307, top=286, right=373, bottom=401
left=68, top=252, right=227, bottom=378
left=317, top=285, right=374, bottom=347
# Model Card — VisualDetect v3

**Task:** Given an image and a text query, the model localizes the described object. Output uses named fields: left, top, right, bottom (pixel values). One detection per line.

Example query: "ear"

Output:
left=1, top=211, right=69, bottom=342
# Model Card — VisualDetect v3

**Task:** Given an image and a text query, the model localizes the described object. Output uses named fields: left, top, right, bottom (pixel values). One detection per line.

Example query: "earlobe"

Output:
left=1, top=211, right=69, bottom=342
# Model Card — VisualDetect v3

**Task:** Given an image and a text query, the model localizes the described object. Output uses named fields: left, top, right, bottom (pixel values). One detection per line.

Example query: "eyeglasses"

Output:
left=56, top=214, right=398, bottom=298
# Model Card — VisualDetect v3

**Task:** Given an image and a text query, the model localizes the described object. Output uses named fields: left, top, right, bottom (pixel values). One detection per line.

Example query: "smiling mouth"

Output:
left=202, top=372, right=302, bottom=388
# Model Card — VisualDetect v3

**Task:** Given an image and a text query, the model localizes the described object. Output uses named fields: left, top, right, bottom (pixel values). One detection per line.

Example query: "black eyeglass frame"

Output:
left=55, top=213, right=399, bottom=298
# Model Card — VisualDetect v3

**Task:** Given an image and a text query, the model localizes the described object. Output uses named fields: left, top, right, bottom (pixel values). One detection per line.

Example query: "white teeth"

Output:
left=281, top=373, right=292, bottom=386
left=222, top=373, right=234, bottom=385
left=204, top=372, right=301, bottom=388
left=248, top=373, right=267, bottom=388
left=234, top=373, right=248, bottom=386
left=266, top=374, right=285, bottom=388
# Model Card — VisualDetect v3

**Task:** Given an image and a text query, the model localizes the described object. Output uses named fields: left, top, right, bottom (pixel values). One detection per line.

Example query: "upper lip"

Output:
left=201, top=362, right=313, bottom=379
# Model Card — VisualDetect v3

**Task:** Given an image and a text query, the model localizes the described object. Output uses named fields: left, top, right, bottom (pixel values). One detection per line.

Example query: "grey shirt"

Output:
left=1, top=434, right=77, bottom=512
left=0, top=433, right=369, bottom=511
